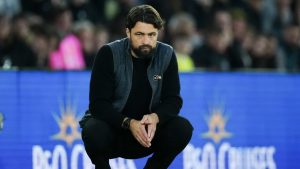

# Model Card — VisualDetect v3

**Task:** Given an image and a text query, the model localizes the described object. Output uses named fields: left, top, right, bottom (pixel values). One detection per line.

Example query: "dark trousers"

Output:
left=81, top=116, right=193, bottom=169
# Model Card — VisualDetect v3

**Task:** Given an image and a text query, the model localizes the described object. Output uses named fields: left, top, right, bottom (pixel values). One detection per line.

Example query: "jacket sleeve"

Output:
left=89, top=45, right=125, bottom=129
left=155, top=51, right=183, bottom=125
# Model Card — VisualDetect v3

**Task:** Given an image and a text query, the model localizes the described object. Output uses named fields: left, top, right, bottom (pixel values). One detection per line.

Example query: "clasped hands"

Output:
left=129, top=113, right=159, bottom=148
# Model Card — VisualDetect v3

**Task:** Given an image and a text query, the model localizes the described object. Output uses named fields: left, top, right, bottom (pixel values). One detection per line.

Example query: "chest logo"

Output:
left=153, top=75, right=162, bottom=80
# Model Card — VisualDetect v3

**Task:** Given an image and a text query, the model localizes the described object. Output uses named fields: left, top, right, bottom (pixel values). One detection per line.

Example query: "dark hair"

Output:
left=126, top=5, right=164, bottom=30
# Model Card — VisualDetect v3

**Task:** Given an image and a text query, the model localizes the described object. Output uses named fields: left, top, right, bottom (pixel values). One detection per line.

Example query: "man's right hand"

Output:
left=129, top=119, right=151, bottom=148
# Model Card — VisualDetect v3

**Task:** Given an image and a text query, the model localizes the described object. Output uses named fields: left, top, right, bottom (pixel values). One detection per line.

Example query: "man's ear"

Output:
left=126, top=28, right=130, bottom=38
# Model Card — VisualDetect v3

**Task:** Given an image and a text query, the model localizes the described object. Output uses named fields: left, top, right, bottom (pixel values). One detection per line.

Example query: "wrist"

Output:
left=121, top=117, right=132, bottom=129
left=150, top=113, right=159, bottom=123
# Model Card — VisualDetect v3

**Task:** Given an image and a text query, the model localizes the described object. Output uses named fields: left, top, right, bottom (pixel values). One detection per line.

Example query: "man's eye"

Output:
left=149, top=33, right=156, bottom=37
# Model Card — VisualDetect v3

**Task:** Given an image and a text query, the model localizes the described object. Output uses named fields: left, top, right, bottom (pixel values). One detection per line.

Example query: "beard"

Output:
left=131, top=44, right=155, bottom=60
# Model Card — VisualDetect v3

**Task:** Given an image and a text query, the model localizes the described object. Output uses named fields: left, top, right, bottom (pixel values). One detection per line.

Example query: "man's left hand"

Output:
left=140, top=113, right=159, bottom=142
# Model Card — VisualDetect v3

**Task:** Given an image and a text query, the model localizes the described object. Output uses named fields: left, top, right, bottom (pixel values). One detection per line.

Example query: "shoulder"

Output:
left=96, top=45, right=113, bottom=58
left=93, top=45, right=113, bottom=68
left=107, top=38, right=129, bottom=49
left=155, top=41, right=174, bottom=62
left=157, top=41, right=174, bottom=52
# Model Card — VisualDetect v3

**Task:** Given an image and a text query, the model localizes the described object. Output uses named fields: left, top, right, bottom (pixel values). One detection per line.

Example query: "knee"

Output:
left=81, top=118, right=114, bottom=151
left=172, top=117, right=193, bottom=143
left=160, top=116, right=193, bottom=147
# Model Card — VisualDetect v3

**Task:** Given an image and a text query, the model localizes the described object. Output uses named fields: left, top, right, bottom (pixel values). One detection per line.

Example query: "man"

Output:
left=79, top=5, right=193, bottom=169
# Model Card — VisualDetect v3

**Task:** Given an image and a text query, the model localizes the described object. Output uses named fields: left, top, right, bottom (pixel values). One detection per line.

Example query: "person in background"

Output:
left=271, top=0, right=293, bottom=38
left=49, top=6, right=85, bottom=70
left=79, top=5, right=193, bottom=169
left=229, top=8, right=252, bottom=70
left=249, top=33, right=278, bottom=70
left=73, top=20, right=96, bottom=69
left=279, top=24, right=300, bottom=72
left=167, top=12, right=202, bottom=49
left=0, top=13, right=37, bottom=69
left=94, top=24, right=109, bottom=50
left=172, top=34, right=195, bottom=72
left=191, top=27, right=232, bottom=71
left=29, top=24, right=51, bottom=69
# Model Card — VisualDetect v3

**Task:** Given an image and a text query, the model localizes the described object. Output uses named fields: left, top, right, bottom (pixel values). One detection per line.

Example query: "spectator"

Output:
left=271, top=0, right=293, bottom=37
left=243, top=0, right=264, bottom=32
left=212, top=9, right=233, bottom=50
left=0, top=13, right=37, bottom=69
left=30, top=24, right=51, bottom=69
left=191, top=27, right=231, bottom=71
left=168, top=12, right=202, bottom=48
left=249, top=33, right=278, bottom=70
left=228, top=8, right=252, bottom=70
left=73, top=20, right=96, bottom=69
left=279, top=24, right=300, bottom=72
left=49, top=6, right=85, bottom=70
left=172, top=34, right=195, bottom=72
left=94, top=25, right=109, bottom=50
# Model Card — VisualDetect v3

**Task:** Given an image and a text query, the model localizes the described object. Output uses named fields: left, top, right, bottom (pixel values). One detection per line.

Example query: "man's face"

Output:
left=126, top=21, right=158, bottom=59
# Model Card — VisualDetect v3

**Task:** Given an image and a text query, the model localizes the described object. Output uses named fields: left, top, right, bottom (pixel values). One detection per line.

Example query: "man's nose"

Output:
left=141, top=35, right=151, bottom=44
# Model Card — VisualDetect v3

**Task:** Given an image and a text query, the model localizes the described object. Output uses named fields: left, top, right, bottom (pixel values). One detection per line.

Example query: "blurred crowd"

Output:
left=0, top=0, right=300, bottom=72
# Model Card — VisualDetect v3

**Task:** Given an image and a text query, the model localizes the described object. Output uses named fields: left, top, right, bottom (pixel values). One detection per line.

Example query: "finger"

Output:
left=130, top=120, right=150, bottom=147
left=135, top=124, right=150, bottom=147
left=140, top=115, right=149, bottom=125
left=135, top=134, right=150, bottom=147
left=137, top=133, right=151, bottom=147
left=147, top=124, right=153, bottom=139
left=140, top=124, right=149, bottom=141
left=149, top=127, right=156, bottom=141
left=148, top=124, right=156, bottom=141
